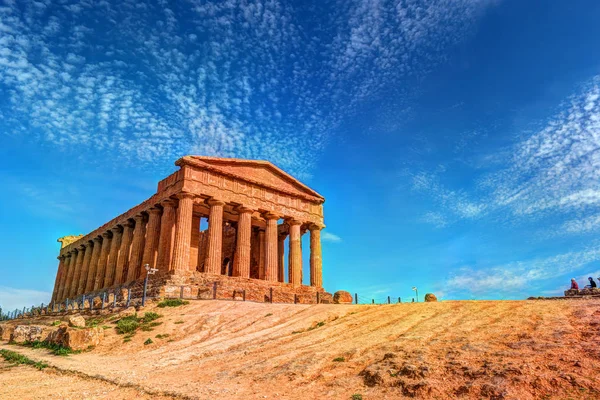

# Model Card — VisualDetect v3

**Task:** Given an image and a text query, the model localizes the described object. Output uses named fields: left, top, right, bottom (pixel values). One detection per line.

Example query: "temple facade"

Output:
left=51, top=156, right=330, bottom=305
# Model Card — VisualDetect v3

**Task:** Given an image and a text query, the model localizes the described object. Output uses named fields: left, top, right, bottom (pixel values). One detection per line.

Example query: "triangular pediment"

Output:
left=178, top=156, right=324, bottom=202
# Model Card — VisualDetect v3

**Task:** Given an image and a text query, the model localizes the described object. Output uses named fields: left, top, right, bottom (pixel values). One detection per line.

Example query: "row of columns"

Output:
left=52, top=193, right=323, bottom=303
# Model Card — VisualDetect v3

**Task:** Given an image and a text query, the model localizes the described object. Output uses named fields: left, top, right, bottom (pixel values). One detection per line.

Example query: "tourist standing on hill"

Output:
left=570, top=278, right=579, bottom=290
left=584, top=277, right=597, bottom=289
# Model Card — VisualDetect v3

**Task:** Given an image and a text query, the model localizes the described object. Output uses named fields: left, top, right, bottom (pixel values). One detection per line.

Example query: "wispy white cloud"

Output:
left=446, top=246, right=600, bottom=298
left=0, top=287, right=51, bottom=313
left=0, top=0, right=497, bottom=178
left=322, top=231, right=342, bottom=243
left=414, top=75, right=600, bottom=236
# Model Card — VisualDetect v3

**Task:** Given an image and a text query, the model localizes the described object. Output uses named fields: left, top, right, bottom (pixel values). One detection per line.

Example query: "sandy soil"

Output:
left=1, top=299, right=599, bottom=399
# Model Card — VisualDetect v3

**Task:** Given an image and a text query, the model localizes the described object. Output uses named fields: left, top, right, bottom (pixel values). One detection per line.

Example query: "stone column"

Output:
left=58, top=252, right=74, bottom=301
left=51, top=255, right=66, bottom=302
left=115, top=221, right=134, bottom=285
left=288, top=220, right=302, bottom=286
left=170, top=193, right=195, bottom=275
left=232, top=207, right=252, bottom=278
left=309, top=224, right=323, bottom=287
left=205, top=198, right=225, bottom=275
left=278, top=232, right=287, bottom=283
left=94, top=232, right=112, bottom=290
left=77, top=241, right=94, bottom=295
left=104, top=226, right=123, bottom=287
left=85, top=237, right=102, bottom=293
left=142, top=207, right=161, bottom=274
left=264, top=213, right=279, bottom=282
left=258, top=230, right=265, bottom=279
left=51, top=255, right=65, bottom=302
left=156, top=199, right=176, bottom=273
left=69, top=246, right=86, bottom=297
left=127, top=214, right=146, bottom=282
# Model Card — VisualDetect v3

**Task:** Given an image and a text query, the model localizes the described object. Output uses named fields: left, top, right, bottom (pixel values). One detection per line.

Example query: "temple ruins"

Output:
left=50, top=156, right=332, bottom=305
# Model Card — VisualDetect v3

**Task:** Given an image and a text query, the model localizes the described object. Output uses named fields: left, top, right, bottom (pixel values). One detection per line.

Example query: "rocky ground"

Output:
left=1, top=299, right=599, bottom=399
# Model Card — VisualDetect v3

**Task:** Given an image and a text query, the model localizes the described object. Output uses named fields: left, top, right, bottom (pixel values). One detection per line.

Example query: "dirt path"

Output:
left=2, top=299, right=600, bottom=399
left=0, top=359, right=177, bottom=400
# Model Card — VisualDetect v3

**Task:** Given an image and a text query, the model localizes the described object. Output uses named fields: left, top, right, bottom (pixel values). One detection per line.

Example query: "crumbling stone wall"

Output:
left=58, top=235, right=84, bottom=249
left=165, top=273, right=333, bottom=304
left=564, top=288, right=600, bottom=297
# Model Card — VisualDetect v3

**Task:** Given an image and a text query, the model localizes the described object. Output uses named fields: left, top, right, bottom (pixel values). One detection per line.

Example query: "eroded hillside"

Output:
left=1, top=299, right=599, bottom=399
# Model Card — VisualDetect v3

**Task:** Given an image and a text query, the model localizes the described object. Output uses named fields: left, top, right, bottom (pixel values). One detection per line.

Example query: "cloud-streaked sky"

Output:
left=2, top=0, right=600, bottom=310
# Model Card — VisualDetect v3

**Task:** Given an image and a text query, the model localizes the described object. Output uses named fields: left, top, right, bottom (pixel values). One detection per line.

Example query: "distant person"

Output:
left=584, top=277, right=597, bottom=289
left=570, top=278, right=579, bottom=290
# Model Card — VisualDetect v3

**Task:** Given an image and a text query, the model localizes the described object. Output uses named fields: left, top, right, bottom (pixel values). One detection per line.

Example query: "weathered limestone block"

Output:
left=58, top=235, right=84, bottom=249
left=333, top=290, right=353, bottom=304
left=0, top=325, right=15, bottom=341
left=93, top=296, right=103, bottom=308
left=424, top=293, right=438, bottom=302
left=68, top=315, right=86, bottom=328
left=564, top=288, right=600, bottom=297
left=64, top=327, right=104, bottom=350
left=47, top=324, right=68, bottom=345
left=48, top=325, right=104, bottom=350
left=10, top=325, right=53, bottom=344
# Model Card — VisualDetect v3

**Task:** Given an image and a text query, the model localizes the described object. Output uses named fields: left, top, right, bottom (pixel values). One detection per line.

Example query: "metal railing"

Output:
left=1, top=275, right=162, bottom=320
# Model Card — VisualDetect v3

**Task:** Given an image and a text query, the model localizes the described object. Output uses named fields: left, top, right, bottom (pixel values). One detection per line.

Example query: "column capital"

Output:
left=263, top=212, right=280, bottom=220
left=207, top=198, right=225, bottom=207
left=285, top=218, right=302, bottom=226
left=133, top=213, right=145, bottom=222
left=161, top=198, right=177, bottom=207
left=176, top=192, right=196, bottom=200
left=122, top=219, right=135, bottom=229
left=57, top=255, right=65, bottom=260
left=236, top=205, right=254, bottom=214
left=102, top=230, right=112, bottom=239
left=309, top=223, right=325, bottom=231
left=78, top=244, right=86, bottom=251
left=110, top=225, right=123, bottom=234
left=93, top=236, right=102, bottom=243
left=147, top=206, right=162, bottom=215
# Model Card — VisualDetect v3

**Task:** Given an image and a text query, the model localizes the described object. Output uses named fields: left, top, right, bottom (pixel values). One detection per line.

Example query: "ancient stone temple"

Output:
left=51, top=156, right=331, bottom=304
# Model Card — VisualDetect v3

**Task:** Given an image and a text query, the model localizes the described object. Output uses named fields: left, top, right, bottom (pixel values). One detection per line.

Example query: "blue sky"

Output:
left=2, top=0, right=600, bottom=310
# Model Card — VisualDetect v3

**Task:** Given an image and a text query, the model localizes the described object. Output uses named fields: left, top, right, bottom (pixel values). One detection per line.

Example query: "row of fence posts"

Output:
left=1, top=280, right=156, bottom=320
left=2, top=283, right=422, bottom=319
left=354, top=294, right=404, bottom=305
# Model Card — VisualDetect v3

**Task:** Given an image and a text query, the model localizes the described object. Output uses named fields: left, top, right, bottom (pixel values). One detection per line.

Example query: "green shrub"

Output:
left=86, top=317, right=105, bottom=327
left=333, top=357, right=345, bottom=362
left=144, top=338, right=153, bottom=345
left=265, top=313, right=273, bottom=317
left=1, top=349, right=49, bottom=370
left=141, top=312, right=161, bottom=323
left=174, top=320, right=184, bottom=324
left=351, top=394, right=363, bottom=400
left=22, top=340, right=80, bottom=356
left=116, top=316, right=139, bottom=334
left=51, top=320, right=61, bottom=326
left=140, top=321, right=162, bottom=332
left=155, top=334, right=170, bottom=339
left=157, top=298, right=189, bottom=308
